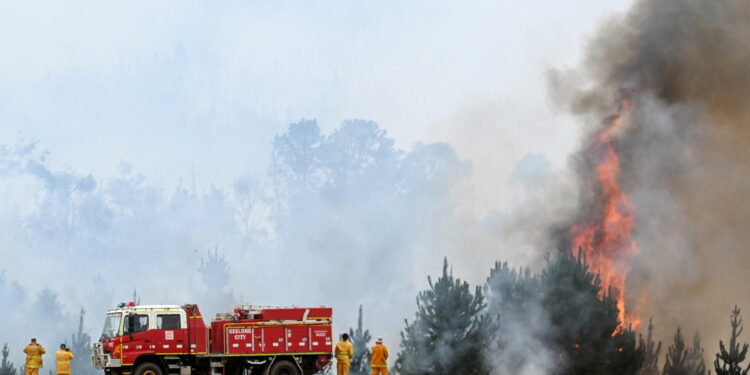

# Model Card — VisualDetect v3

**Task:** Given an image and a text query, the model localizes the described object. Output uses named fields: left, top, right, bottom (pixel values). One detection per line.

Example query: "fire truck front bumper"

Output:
left=92, top=343, right=121, bottom=370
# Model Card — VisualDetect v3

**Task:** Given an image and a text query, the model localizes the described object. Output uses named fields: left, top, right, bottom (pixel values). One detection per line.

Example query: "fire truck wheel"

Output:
left=268, top=360, right=299, bottom=375
left=134, top=362, right=163, bottom=375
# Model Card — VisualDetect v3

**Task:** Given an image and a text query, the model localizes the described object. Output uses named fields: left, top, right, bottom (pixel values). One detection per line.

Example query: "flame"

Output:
left=569, top=99, right=639, bottom=329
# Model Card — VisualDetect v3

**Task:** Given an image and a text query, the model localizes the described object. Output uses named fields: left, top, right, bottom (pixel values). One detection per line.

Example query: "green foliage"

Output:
left=349, top=305, right=372, bottom=375
left=540, top=250, right=644, bottom=375
left=0, top=344, right=17, bottom=375
left=485, top=262, right=540, bottom=324
left=480, top=250, right=646, bottom=374
left=715, top=306, right=750, bottom=375
left=395, top=258, right=490, bottom=375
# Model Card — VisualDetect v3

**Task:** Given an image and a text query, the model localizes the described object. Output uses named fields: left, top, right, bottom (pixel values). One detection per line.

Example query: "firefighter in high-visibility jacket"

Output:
left=334, top=333, right=354, bottom=375
left=23, top=338, right=46, bottom=375
left=370, top=336, right=389, bottom=375
left=56, top=344, right=74, bottom=375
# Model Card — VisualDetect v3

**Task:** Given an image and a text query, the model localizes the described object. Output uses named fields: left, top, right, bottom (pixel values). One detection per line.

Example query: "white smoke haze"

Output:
left=7, top=0, right=748, bottom=373
left=0, top=122, right=480, bottom=367
left=484, top=267, right=555, bottom=375
left=0, top=3, right=637, bottom=367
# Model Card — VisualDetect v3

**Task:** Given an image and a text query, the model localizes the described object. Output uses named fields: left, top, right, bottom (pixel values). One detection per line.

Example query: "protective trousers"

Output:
left=336, top=361, right=350, bottom=375
left=26, top=369, right=39, bottom=375
left=370, top=368, right=389, bottom=375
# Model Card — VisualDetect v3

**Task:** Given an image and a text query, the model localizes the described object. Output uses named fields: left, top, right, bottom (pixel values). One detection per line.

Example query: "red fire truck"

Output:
left=91, top=303, right=334, bottom=375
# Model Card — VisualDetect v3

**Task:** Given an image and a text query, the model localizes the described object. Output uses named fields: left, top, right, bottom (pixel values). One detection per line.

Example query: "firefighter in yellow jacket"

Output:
left=56, top=344, right=74, bottom=375
left=334, top=333, right=354, bottom=375
left=23, top=338, right=46, bottom=375
left=370, top=336, right=389, bottom=375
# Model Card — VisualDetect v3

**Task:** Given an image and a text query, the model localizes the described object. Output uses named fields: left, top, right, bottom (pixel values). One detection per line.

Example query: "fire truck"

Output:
left=91, top=303, right=334, bottom=375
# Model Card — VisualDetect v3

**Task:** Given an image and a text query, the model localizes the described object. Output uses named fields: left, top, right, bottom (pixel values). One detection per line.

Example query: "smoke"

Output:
left=549, top=0, right=750, bottom=355
left=0, top=120, right=473, bottom=366
left=484, top=263, right=554, bottom=375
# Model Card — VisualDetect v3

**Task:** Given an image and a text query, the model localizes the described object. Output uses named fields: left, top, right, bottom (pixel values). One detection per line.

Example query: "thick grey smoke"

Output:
left=549, top=0, right=750, bottom=355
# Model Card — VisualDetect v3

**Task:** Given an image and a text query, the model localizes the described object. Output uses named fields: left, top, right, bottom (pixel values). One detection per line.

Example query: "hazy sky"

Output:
left=0, top=0, right=647, bottom=361
left=0, top=0, right=632, bottom=197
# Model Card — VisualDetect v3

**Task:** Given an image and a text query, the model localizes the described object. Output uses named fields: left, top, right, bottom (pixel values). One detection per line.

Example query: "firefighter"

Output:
left=370, top=336, right=388, bottom=375
left=56, top=344, right=74, bottom=375
left=334, top=333, right=354, bottom=375
left=23, top=338, right=46, bottom=375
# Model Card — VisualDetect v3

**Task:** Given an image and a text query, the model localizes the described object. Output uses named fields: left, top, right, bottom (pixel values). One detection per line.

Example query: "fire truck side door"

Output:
left=120, top=313, right=151, bottom=366
left=155, top=313, right=188, bottom=354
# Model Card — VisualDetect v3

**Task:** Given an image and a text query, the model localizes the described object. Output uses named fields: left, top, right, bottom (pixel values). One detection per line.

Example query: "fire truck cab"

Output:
left=92, top=302, right=333, bottom=375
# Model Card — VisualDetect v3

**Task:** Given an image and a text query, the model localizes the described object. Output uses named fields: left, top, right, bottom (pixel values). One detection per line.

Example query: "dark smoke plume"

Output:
left=549, top=0, right=750, bottom=352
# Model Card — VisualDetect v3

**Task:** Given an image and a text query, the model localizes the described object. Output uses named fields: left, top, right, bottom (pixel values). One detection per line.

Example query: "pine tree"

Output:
left=541, top=250, right=643, bottom=375
left=0, top=344, right=17, bottom=375
left=349, top=305, right=372, bottom=375
left=687, top=332, right=707, bottom=375
left=70, top=309, right=98, bottom=375
left=663, top=327, right=691, bottom=375
left=484, top=261, right=542, bottom=372
left=198, top=246, right=235, bottom=314
left=638, top=318, right=661, bottom=375
left=714, top=305, right=750, bottom=375
left=200, top=247, right=231, bottom=290
left=132, top=288, right=141, bottom=305
left=395, top=258, right=490, bottom=375
left=485, top=262, right=540, bottom=325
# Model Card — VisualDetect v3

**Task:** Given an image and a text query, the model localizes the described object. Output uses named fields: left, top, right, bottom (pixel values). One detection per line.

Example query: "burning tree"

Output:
left=567, top=99, right=639, bottom=328
left=714, top=306, right=750, bottom=375
left=395, top=258, right=490, bottom=375
left=348, top=305, right=372, bottom=375
left=0, top=344, right=16, bottom=375
left=541, top=250, right=643, bottom=375
left=637, top=318, right=661, bottom=375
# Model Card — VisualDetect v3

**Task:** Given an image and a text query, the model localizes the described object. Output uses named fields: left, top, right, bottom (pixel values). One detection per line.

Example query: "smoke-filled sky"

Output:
left=0, top=0, right=632, bottom=191
left=0, top=0, right=636, bottom=362
left=20, top=0, right=750, bottom=369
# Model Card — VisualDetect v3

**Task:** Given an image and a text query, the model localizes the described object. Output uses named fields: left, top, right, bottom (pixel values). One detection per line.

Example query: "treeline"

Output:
left=350, top=251, right=750, bottom=375
left=0, top=119, right=473, bottom=350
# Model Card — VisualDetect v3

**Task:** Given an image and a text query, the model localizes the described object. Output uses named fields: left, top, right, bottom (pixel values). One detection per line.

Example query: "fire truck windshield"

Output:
left=101, top=313, right=122, bottom=340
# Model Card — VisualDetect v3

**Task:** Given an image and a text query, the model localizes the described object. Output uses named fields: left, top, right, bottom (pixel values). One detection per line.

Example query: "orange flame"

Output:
left=569, top=99, right=639, bottom=330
